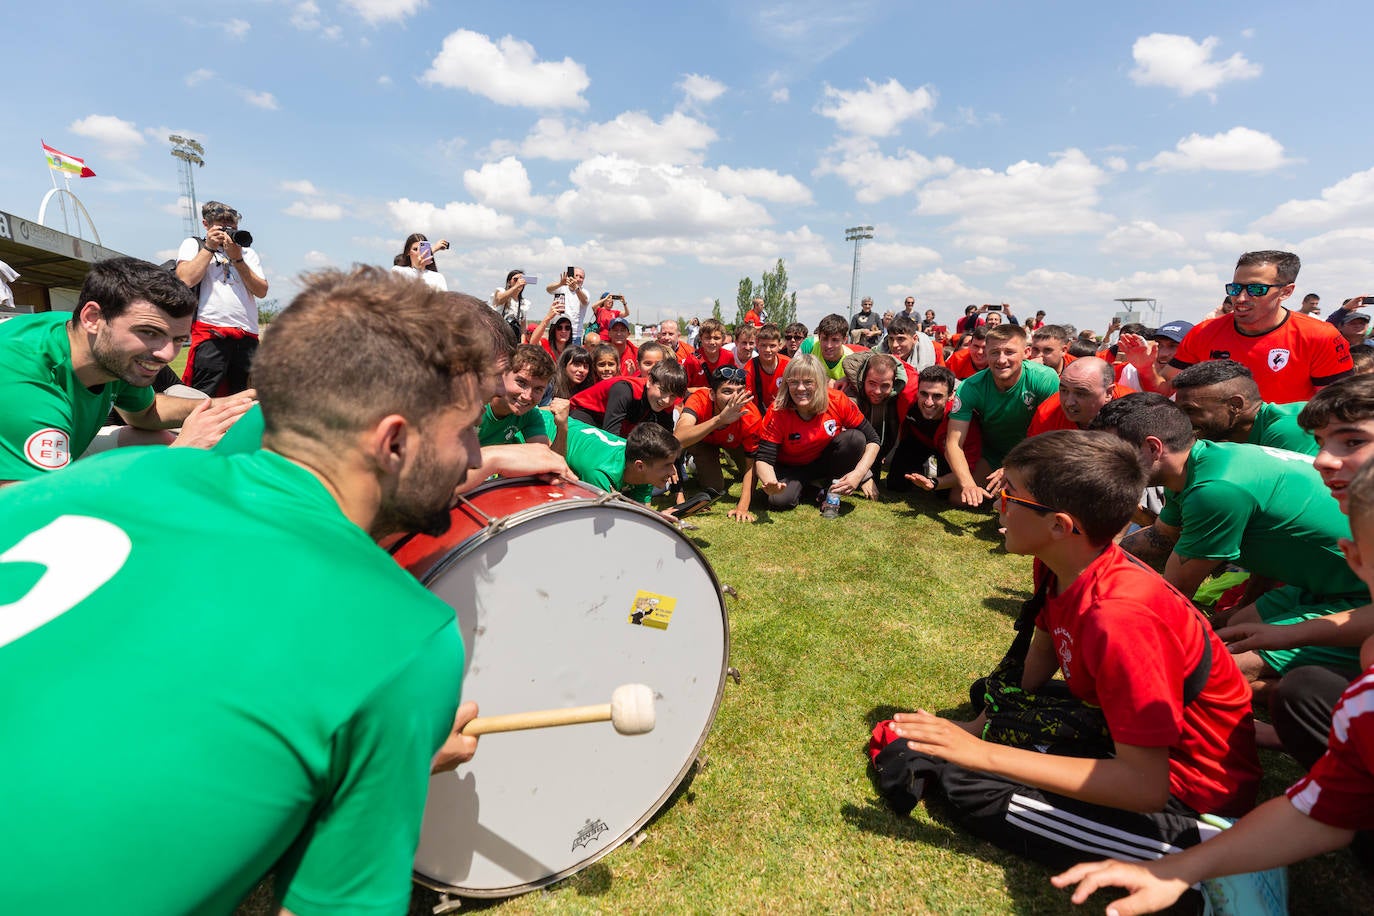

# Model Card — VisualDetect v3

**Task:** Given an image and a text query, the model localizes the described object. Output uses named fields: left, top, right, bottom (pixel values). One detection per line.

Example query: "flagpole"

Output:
left=60, top=174, right=72, bottom=235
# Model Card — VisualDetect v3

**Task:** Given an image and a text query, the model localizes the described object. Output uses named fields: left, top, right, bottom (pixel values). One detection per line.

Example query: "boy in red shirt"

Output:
left=732, top=323, right=757, bottom=366
left=945, top=326, right=989, bottom=380
left=688, top=317, right=736, bottom=388
left=871, top=430, right=1260, bottom=873
left=569, top=360, right=687, bottom=437
left=606, top=317, right=638, bottom=376
left=743, top=323, right=789, bottom=412
left=675, top=365, right=762, bottom=522
left=1054, top=456, right=1374, bottom=914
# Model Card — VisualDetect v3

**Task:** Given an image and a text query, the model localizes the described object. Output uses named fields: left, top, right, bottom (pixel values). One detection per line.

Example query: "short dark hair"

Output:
left=625, top=422, right=679, bottom=464
left=1091, top=392, right=1194, bottom=452
left=1119, top=323, right=1149, bottom=338
left=1298, top=375, right=1374, bottom=431
left=78, top=256, right=197, bottom=322
left=888, top=314, right=919, bottom=337
left=647, top=358, right=688, bottom=398
left=1171, top=359, right=1259, bottom=401
left=917, top=364, right=956, bottom=395
left=510, top=343, right=555, bottom=381
left=967, top=325, right=989, bottom=342
left=1303, top=293, right=1320, bottom=304
left=1003, top=430, right=1146, bottom=546
left=757, top=323, right=782, bottom=342
left=816, top=314, right=849, bottom=338
left=1067, top=339, right=1099, bottom=358
left=1236, top=250, right=1301, bottom=285
left=865, top=353, right=898, bottom=377
left=784, top=322, right=808, bottom=339
left=1352, top=348, right=1374, bottom=375
left=255, top=267, right=490, bottom=449
left=1031, top=324, right=1069, bottom=344
left=637, top=340, right=668, bottom=363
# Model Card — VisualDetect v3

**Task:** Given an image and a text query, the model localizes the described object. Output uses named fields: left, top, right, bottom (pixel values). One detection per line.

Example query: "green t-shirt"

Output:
left=214, top=400, right=265, bottom=454
left=1167, top=439, right=1365, bottom=597
left=551, top=415, right=653, bottom=503
left=0, top=447, right=464, bottom=916
left=798, top=336, right=852, bottom=379
left=0, top=311, right=154, bottom=480
left=949, top=360, right=1059, bottom=463
left=478, top=402, right=549, bottom=447
left=1247, top=401, right=1317, bottom=456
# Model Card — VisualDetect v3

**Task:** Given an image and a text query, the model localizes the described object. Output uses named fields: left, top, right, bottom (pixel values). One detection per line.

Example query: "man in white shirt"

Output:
left=175, top=201, right=269, bottom=396
left=546, top=266, right=592, bottom=342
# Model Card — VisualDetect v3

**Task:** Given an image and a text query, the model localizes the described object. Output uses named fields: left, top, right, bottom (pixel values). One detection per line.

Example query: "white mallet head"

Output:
left=609, top=683, right=656, bottom=735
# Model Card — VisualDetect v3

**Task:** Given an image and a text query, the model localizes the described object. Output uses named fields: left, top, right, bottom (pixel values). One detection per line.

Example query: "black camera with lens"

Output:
left=230, top=229, right=254, bottom=248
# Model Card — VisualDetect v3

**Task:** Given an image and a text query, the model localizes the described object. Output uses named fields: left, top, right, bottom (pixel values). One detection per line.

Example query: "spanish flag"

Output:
left=41, top=140, right=96, bottom=178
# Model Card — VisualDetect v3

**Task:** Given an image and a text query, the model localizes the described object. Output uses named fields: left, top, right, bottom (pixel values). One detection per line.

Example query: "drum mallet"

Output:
left=460, top=684, right=656, bottom=737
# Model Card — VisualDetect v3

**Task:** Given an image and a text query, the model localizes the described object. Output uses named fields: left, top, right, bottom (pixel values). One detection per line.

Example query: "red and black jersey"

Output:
left=1171, top=310, right=1353, bottom=404
left=614, top=340, right=639, bottom=377
left=757, top=395, right=877, bottom=467
left=569, top=375, right=671, bottom=437
left=681, top=388, right=762, bottom=454
left=1287, top=669, right=1374, bottom=829
left=744, top=354, right=789, bottom=412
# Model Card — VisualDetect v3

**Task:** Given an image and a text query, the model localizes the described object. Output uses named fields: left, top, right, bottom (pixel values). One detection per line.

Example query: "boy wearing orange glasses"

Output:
left=869, top=430, right=1260, bottom=878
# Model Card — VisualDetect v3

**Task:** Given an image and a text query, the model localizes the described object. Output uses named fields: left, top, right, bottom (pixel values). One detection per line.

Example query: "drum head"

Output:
left=412, top=490, right=728, bottom=896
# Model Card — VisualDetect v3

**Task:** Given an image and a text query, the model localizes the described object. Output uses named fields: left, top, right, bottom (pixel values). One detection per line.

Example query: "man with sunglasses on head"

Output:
left=176, top=200, right=269, bottom=397
left=674, top=365, right=763, bottom=522
left=870, top=430, right=1259, bottom=882
left=1168, top=251, right=1352, bottom=405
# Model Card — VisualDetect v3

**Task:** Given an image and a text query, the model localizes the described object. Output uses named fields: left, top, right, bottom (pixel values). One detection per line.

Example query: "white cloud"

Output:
left=771, top=87, right=790, bottom=103
left=290, top=1, right=322, bottom=30
left=678, top=73, right=726, bottom=106
left=1099, top=220, right=1189, bottom=257
left=377, top=75, right=393, bottom=87
left=161, top=196, right=192, bottom=218
left=1129, top=33, right=1261, bottom=98
left=1202, top=230, right=1287, bottom=254
left=616, top=226, right=834, bottom=272
left=284, top=201, right=344, bottom=220
left=185, top=68, right=214, bottom=86
left=1105, top=156, right=1128, bottom=172
left=813, top=136, right=955, bottom=203
left=959, top=256, right=1013, bottom=274
left=706, top=166, right=812, bottom=205
left=817, top=77, right=937, bottom=137
left=303, top=250, right=334, bottom=267
left=552, top=155, right=771, bottom=239
left=386, top=198, right=519, bottom=241
left=226, top=18, right=250, bottom=39
left=423, top=30, right=590, bottom=110
left=918, top=149, right=1112, bottom=236
left=954, top=234, right=1024, bottom=255
left=462, top=157, right=548, bottom=212
left=897, top=269, right=989, bottom=311
left=1006, top=264, right=1226, bottom=326
left=341, top=0, right=425, bottom=24
left=243, top=90, right=279, bottom=110
left=1141, top=127, right=1290, bottom=172
left=520, top=111, right=716, bottom=165
left=861, top=241, right=942, bottom=270
left=68, top=114, right=146, bottom=160
left=280, top=179, right=319, bottom=195
left=1266, top=166, right=1374, bottom=229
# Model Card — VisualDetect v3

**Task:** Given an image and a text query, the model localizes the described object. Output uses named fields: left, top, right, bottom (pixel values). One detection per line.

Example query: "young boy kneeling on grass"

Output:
left=1053, top=456, right=1374, bottom=914
left=869, top=430, right=1261, bottom=876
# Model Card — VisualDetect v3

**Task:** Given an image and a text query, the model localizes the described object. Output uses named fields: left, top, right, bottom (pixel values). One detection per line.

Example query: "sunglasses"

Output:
left=713, top=366, right=747, bottom=384
left=1224, top=282, right=1287, bottom=297
left=1000, top=490, right=1081, bottom=533
left=784, top=334, right=804, bottom=341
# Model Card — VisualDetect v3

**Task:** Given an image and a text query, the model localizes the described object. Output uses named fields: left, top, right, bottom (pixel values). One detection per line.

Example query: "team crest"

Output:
left=1267, top=348, right=1291, bottom=371
left=823, top=419, right=838, bottom=436
left=1022, top=391, right=1036, bottom=407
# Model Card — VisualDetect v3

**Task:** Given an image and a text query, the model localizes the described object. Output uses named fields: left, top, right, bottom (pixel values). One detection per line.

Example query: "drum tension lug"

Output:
left=431, top=892, right=463, bottom=914
left=721, top=584, right=739, bottom=599
left=631, top=830, right=649, bottom=848
left=727, top=666, right=742, bottom=685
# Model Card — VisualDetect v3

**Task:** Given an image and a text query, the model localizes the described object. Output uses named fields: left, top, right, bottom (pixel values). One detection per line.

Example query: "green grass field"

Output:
left=371, top=491, right=1374, bottom=916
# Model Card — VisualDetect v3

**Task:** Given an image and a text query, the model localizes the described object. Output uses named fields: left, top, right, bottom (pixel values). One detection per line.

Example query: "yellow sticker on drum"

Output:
left=628, top=590, right=676, bottom=630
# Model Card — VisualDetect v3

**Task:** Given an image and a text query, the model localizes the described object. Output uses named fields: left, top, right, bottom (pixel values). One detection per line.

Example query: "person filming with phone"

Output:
left=546, top=266, right=592, bottom=341
left=175, top=200, right=268, bottom=397
left=391, top=233, right=450, bottom=291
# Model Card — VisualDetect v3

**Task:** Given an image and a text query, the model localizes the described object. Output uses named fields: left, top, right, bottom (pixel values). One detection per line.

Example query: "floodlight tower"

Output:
left=844, top=225, right=874, bottom=320
left=169, top=135, right=205, bottom=237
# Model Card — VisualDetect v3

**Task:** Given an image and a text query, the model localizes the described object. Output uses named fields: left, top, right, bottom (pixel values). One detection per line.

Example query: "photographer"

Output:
left=175, top=200, right=268, bottom=396
left=546, top=266, right=592, bottom=341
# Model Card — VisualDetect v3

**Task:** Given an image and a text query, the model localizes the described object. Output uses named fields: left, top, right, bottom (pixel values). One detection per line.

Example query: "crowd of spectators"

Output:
left=7, top=222, right=1374, bottom=915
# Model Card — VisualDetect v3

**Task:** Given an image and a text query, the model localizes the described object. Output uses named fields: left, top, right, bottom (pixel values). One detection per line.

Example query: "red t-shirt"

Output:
left=1171, top=310, right=1353, bottom=404
left=744, top=309, right=762, bottom=328
left=1036, top=546, right=1261, bottom=817
left=1026, top=384, right=1135, bottom=436
left=682, top=388, right=762, bottom=454
left=1287, top=669, right=1374, bottom=829
left=945, top=347, right=985, bottom=381
left=688, top=348, right=737, bottom=388
left=570, top=375, right=666, bottom=437
left=759, top=395, right=867, bottom=466
left=614, top=340, right=639, bottom=377
left=744, top=354, right=789, bottom=412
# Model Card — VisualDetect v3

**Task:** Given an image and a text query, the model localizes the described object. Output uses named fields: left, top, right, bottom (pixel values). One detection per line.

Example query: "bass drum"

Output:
left=392, top=477, right=729, bottom=897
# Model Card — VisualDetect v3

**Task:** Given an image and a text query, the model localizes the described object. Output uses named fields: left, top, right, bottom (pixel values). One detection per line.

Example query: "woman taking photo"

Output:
left=391, top=233, right=449, bottom=290
left=755, top=353, right=880, bottom=517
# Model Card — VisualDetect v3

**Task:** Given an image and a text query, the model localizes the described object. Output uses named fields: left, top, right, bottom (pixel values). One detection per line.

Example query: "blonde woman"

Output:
left=755, top=353, right=880, bottom=515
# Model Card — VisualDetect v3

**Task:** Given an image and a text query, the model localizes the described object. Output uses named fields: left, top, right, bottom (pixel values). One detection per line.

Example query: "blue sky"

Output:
left=5, top=1, right=1373, bottom=333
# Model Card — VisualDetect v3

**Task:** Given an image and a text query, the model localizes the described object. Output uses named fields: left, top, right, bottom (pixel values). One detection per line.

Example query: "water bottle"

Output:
left=822, top=479, right=842, bottom=519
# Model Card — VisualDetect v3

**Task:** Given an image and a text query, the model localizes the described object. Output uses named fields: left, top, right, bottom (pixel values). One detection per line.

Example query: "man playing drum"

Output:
left=0, top=267, right=500, bottom=915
